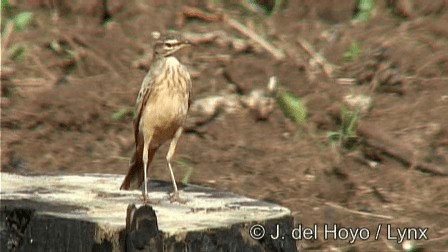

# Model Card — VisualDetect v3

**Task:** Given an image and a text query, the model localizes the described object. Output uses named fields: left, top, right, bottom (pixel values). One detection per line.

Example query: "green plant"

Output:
left=327, top=105, right=360, bottom=149
left=353, top=0, right=375, bottom=23
left=176, top=158, right=193, bottom=184
left=1, top=4, right=34, bottom=60
left=1, top=0, right=10, bottom=11
left=7, top=44, right=26, bottom=60
left=11, top=11, right=33, bottom=31
left=343, top=41, right=362, bottom=62
left=276, top=91, right=307, bottom=126
left=111, top=108, right=133, bottom=121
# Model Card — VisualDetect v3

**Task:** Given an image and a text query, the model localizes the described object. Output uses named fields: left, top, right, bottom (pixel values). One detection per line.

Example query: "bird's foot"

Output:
left=140, top=194, right=161, bottom=205
left=169, top=191, right=187, bottom=204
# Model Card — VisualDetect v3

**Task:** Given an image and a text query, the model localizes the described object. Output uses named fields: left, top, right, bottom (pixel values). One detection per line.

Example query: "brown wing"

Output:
left=120, top=73, right=155, bottom=190
left=187, top=85, right=192, bottom=110
left=186, top=68, right=192, bottom=110
left=133, top=73, right=155, bottom=144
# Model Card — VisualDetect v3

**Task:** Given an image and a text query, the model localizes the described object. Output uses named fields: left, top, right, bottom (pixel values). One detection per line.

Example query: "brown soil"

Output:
left=2, top=1, right=448, bottom=251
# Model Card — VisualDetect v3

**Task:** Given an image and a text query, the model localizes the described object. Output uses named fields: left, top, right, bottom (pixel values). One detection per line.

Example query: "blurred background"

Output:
left=1, top=0, right=448, bottom=250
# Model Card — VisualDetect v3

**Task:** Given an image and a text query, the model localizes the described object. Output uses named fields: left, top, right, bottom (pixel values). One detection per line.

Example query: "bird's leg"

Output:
left=166, top=127, right=186, bottom=203
left=142, top=142, right=149, bottom=203
left=141, top=132, right=154, bottom=203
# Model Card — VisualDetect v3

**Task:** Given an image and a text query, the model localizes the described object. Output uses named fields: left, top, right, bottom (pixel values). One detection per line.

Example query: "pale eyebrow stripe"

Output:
left=164, top=39, right=179, bottom=44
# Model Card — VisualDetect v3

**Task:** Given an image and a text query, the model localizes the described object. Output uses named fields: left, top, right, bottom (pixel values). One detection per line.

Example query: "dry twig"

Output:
left=1, top=22, right=14, bottom=54
left=357, top=122, right=448, bottom=176
left=336, top=78, right=356, bottom=85
left=183, top=31, right=225, bottom=45
left=325, top=202, right=394, bottom=220
left=296, top=36, right=336, bottom=78
left=180, top=6, right=285, bottom=60
left=223, top=16, right=285, bottom=61
left=182, top=6, right=222, bottom=22
left=30, top=54, right=58, bottom=82
left=415, top=52, right=448, bottom=76
left=56, top=33, right=121, bottom=77
left=84, top=50, right=120, bottom=77
left=50, top=33, right=89, bottom=76
left=327, top=105, right=447, bottom=175
left=1, top=66, right=15, bottom=80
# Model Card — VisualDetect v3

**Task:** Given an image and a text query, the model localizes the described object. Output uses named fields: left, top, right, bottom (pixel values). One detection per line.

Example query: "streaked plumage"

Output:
left=120, top=32, right=191, bottom=202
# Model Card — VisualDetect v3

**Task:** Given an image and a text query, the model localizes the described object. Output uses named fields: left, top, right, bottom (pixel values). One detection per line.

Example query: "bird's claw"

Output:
left=169, top=191, right=187, bottom=204
left=140, top=194, right=161, bottom=205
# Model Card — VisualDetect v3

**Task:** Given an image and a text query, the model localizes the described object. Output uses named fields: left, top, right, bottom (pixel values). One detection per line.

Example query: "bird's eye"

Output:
left=165, top=43, right=173, bottom=48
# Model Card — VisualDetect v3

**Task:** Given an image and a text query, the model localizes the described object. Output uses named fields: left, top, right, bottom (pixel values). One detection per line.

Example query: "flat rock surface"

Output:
left=1, top=172, right=291, bottom=235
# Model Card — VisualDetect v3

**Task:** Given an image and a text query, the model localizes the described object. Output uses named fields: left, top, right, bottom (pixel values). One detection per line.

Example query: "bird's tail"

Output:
left=120, top=145, right=157, bottom=190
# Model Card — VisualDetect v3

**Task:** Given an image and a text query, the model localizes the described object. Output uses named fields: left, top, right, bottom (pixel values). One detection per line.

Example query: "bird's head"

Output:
left=153, top=32, right=190, bottom=57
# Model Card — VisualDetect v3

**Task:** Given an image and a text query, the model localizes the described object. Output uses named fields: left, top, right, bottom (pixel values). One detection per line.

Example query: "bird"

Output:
left=120, top=32, right=191, bottom=203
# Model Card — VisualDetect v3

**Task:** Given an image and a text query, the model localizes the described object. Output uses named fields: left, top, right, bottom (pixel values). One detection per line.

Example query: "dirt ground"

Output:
left=2, top=0, right=448, bottom=251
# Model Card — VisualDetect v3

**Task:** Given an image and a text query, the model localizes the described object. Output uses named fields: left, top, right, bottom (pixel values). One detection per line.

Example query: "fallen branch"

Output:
left=30, top=54, right=59, bottom=82
left=196, top=54, right=231, bottom=63
left=84, top=50, right=121, bottom=78
left=1, top=21, right=14, bottom=54
left=0, top=97, right=10, bottom=107
left=325, top=202, right=394, bottom=220
left=183, top=31, right=225, bottom=45
left=185, top=31, right=255, bottom=54
left=336, top=78, right=356, bottom=85
left=182, top=6, right=222, bottom=22
left=357, top=122, right=448, bottom=175
left=50, top=34, right=88, bottom=76
left=13, top=78, right=57, bottom=95
left=58, top=33, right=121, bottom=77
left=13, top=78, right=49, bottom=87
left=223, top=16, right=286, bottom=61
left=327, top=104, right=448, bottom=176
left=415, top=52, right=448, bottom=76
left=180, top=6, right=285, bottom=60
left=1, top=66, right=15, bottom=80
left=296, top=36, right=336, bottom=78
left=404, top=76, right=448, bottom=83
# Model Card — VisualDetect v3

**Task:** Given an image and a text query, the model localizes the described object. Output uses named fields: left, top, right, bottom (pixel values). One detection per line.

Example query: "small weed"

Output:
left=343, top=41, right=362, bottom=62
left=327, top=105, right=361, bottom=149
left=276, top=91, right=307, bottom=126
left=176, top=157, right=193, bottom=184
left=1, top=4, right=34, bottom=60
left=8, top=44, right=26, bottom=60
left=353, top=0, right=375, bottom=23
left=1, top=0, right=10, bottom=11
left=11, top=12, right=33, bottom=31
left=111, top=108, right=133, bottom=121
left=48, top=40, right=65, bottom=54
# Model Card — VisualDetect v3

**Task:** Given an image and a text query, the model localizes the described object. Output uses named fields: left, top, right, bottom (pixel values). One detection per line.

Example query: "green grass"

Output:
left=353, top=0, right=375, bottom=23
left=1, top=2, right=34, bottom=60
left=1, top=0, right=10, bottom=11
left=343, top=41, right=362, bottom=62
left=176, top=157, right=194, bottom=184
left=327, top=105, right=361, bottom=149
left=7, top=44, right=26, bottom=61
left=111, top=108, right=133, bottom=121
left=11, top=11, right=33, bottom=31
left=276, top=91, right=307, bottom=126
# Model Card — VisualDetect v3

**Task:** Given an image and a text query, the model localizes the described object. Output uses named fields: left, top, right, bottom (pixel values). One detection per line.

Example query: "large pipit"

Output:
left=120, top=32, right=191, bottom=203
